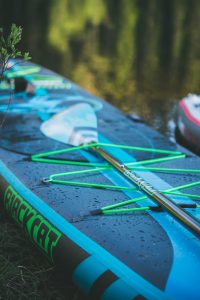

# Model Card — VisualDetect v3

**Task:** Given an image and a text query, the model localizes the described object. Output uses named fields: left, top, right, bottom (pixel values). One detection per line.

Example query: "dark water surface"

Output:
left=1, top=0, right=200, bottom=141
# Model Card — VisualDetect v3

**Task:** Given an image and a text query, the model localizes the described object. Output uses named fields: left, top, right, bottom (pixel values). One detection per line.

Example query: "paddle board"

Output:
left=177, top=94, right=200, bottom=154
left=0, top=60, right=200, bottom=300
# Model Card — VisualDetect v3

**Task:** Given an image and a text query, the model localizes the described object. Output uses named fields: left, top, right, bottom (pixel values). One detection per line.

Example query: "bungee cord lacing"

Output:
left=32, top=143, right=200, bottom=216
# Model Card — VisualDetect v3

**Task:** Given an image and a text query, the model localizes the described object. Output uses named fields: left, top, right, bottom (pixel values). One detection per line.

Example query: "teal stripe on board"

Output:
left=5, top=66, right=40, bottom=79
left=73, top=256, right=107, bottom=294
left=101, top=279, right=138, bottom=300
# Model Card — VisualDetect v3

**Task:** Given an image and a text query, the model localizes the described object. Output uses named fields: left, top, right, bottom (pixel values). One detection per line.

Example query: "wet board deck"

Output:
left=0, top=61, right=200, bottom=300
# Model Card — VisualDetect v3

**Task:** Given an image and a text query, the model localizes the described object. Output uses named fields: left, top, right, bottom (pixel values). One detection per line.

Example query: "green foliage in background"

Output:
left=48, top=0, right=106, bottom=53
left=45, top=0, right=200, bottom=113
left=1, top=1, right=200, bottom=113
left=1, top=0, right=198, bottom=115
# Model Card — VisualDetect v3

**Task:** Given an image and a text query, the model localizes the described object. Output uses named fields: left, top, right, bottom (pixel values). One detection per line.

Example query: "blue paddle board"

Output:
left=0, top=60, right=200, bottom=300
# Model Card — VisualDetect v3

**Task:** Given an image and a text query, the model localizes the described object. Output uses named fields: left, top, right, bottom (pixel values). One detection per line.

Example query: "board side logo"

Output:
left=4, top=185, right=62, bottom=262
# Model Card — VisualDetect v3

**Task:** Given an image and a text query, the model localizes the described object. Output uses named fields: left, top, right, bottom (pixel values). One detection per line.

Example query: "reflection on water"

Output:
left=1, top=0, right=200, bottom=139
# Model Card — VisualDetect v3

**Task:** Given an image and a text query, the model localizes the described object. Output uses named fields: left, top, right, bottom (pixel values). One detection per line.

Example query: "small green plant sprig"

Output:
left=0, top=24, right=31, bottom=126
left=0, top=23, right=31, bottom=79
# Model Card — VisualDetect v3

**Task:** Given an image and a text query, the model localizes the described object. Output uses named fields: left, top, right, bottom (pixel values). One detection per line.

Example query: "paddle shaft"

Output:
left=92, top=146, right=200, bottom=237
